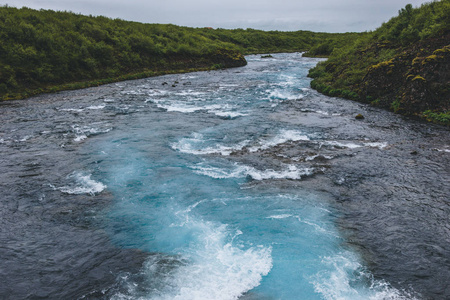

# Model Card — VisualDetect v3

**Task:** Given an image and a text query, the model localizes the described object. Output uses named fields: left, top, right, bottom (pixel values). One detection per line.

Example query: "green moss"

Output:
left=412, top=75, right=426, bottom=82
left=421, top=110, right=450, bottom=125
left=433, top=46, right=450, bottom=55
left=370, top=98, right=381, bottom=106
left=391, top=99, right=401, bottom=112
left=368, top=59, right=395, bottom=72
left=412, top=57, right=424, bottom=65
left=422, top=54, right=438, bottom=64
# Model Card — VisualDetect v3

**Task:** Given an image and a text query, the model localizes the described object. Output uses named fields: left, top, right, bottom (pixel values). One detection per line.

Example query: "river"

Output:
left=0, top=53, right=449, bottom=299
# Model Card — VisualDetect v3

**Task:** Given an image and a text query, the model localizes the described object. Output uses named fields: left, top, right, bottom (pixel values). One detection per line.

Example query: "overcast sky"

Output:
left=5, top=0, right=430, bottom=32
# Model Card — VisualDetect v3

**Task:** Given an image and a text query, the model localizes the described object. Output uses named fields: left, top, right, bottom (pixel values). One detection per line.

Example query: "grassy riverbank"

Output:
left=308, top=0, right=450, bottom=125
left=0, top=6, right=357, bottom=101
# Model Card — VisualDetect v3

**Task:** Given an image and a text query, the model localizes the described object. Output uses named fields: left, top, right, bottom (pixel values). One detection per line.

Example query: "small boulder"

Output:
left=355, top=114, right=365, bottom=120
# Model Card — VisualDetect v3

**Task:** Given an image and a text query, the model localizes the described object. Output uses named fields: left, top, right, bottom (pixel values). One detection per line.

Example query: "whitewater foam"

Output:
left=171, top=134, right=250, bottom=156
left=321, top=141, right=362, bottom=149
left=364, top=142, right=388, bottom=149
left=249, top=129, right=310, bottom=152
left=192, top=163, right=314, bottom=181
left=267, top=214, right=293, bottom=219
left=154, top=101, right=246, bottom=119
left=72, top=124, right=112, bottom=142
left=74, top=135, right=87, bottom=142
left=305, top=154, right=334, bottom=161
left=209, top=110, right=248, bottom=119
left=312, top=253, right=416, bottom=300
left=53, top=172, right=106, bottom=195
left=87, top=104, right=106, bottom=110
left=175, top=90, right=206, bottom=96
left=112, top=214, right=272, bottom=300
left=319, top=141, right=388, bottom=150
left=60, top=108, right=84, bottom=113
left=268, top=90, right=302, bottom=101
left=18, top=135, right=32, bottom=142
left=172, top=130, right=311, bottom=156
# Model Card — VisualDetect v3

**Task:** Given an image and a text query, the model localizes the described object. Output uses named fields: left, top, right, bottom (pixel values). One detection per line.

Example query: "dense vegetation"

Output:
left=0, top=6, right=243, bottom=100
left=0, top=5, right=356, bottom=100
left=308, top=0, right=450, bottom=124
left=198, top=28, right=360, bottom=56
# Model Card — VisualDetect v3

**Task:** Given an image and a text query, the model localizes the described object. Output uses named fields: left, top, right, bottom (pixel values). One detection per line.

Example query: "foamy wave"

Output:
left=155, top=102, right=246, bottom=119
left=52, top=172, right=106, bottom=195
left=74, top=135, right=87, bottom=142
left=321, top=141, right=362, bottom=149
left=434, top=148, right=450, bottom=153
left=156, top=102, right=220, bottom=113
left=173, top=131, right=386, bottom=157
left=312, top=253, right=416, bottom=300
left=153, top=237, right=271, bottom=300
left=320, top=141, right=388, bottom=150
left=300, top=109, right=341, bottom=116
left=209, top=110, right=248, bottom=119
left=171, top=134, right=250, bottom=156
left=192, top=163, right=314, bottom=181
left=60, top=108, right=84, bottom=112
left=157, top=103, right=208, bottom=113
left=268, top=90, right=302, bottom=101
left=87, top=104, right=106, bottom=110
left=114, top=218, right=272, bottom=300
left=18, top=135, right=32, bottom=142
left=249, top=129, right=310, bottom=152
left=72, top=124, right=112, bottom=142
left=172, top=130, right=310, bottom=156
left=267, top=214, right=293, bottom=219
left=364, top=142, right=388, bottom=149
left=305, top=154, right=334, bottom=161
left=278, top=74, right=297, bottom=86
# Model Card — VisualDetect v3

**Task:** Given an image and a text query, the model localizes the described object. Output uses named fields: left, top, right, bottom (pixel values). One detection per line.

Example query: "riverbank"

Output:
left=1, top=51, right=247, bottom=101
left=307, top=1, right=450, bottom=125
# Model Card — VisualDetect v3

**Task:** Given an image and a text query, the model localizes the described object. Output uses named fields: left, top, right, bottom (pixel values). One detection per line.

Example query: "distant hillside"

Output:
left=0, top=6, right=360, bottom=101
left=0, top=6, right=246, bottom=100
left=308, top=0, right=450, bottom=125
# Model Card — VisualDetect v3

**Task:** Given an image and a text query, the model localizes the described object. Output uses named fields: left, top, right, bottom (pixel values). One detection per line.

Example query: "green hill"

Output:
left=0, top=6, right=246, bottom=100
left=308, top=0, right=450, bottom=125
left=0, top=6, right=360, bottom=101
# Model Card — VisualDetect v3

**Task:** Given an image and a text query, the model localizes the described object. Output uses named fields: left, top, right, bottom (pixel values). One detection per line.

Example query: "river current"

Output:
left=0, top=53, right=449, bottom=300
